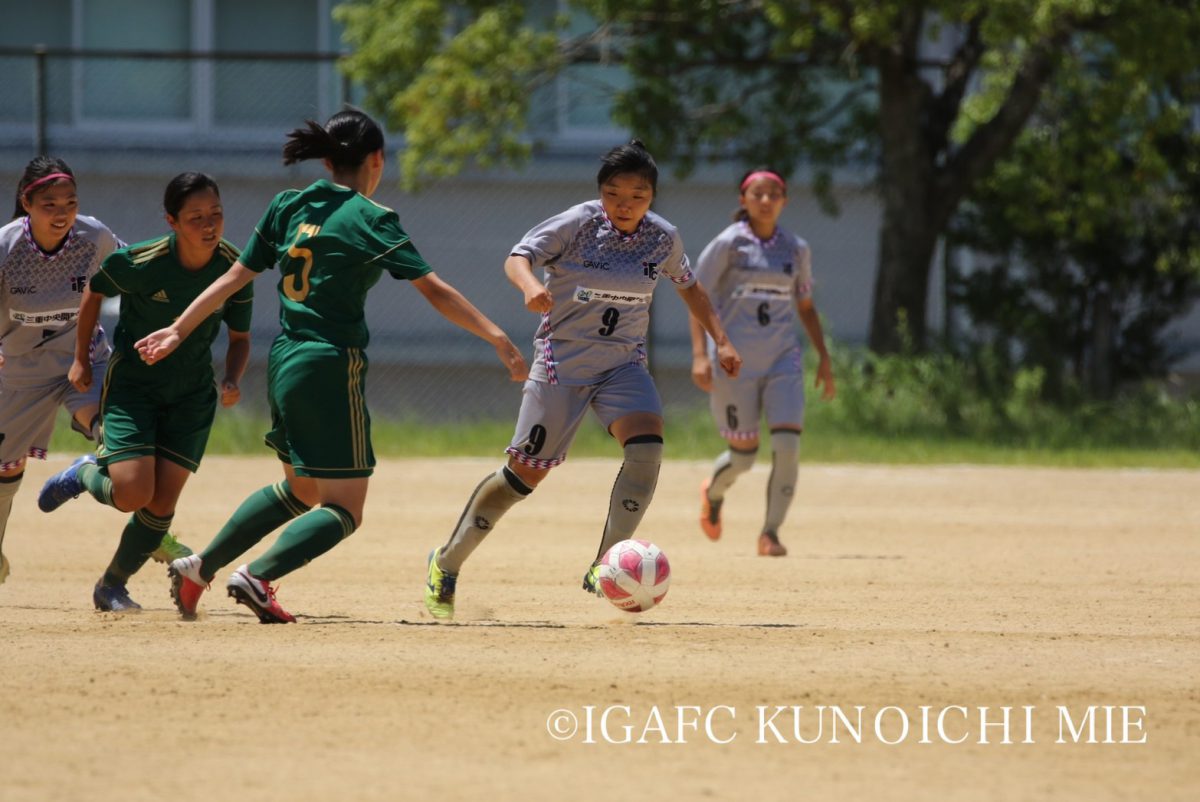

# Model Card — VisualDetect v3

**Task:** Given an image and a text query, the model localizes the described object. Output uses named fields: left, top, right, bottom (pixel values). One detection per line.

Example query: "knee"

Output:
left=111, top=483, right=152, bottom=513
left=769, top=429, right=801, bottom=462
left=622, top=434, right=663, bottom=465
left=728, top=444, right=758, bottom=473
left=507, top=458, right=549, bottom=489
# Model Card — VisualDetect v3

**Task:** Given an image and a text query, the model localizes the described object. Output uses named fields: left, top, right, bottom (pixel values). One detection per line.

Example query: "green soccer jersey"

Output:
left=239, top=179, right=432, bottom=349
left=91, top=234, right=253, bottom=377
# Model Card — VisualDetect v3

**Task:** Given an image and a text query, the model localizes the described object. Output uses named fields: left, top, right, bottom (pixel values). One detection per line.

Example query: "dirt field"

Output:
left=1, top=456, right=1196, bottom=801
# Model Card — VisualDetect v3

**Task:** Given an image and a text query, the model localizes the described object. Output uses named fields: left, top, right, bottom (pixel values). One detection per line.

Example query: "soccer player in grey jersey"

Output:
left=0, top=158, right=120, bottom=585
left=424, top=140, right=742, bottom=620
left=689, top=168, right=836, bottom=557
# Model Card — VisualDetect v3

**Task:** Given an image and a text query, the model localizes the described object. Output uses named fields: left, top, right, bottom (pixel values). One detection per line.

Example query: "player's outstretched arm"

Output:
left=677, top=282, right=741, bottom=379
left=504, top=254, right=552, bottom=314
left=411, top=272, right=528, bottom=382
left=136, top=262, right=257, bottom=364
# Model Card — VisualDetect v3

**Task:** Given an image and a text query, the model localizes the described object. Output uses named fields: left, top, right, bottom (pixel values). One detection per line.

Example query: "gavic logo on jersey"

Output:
left=151, top=289, right=170, bottom=303
left=583, top=260, right=610, bottom=271
left=9, top=286, right=36, bottom=294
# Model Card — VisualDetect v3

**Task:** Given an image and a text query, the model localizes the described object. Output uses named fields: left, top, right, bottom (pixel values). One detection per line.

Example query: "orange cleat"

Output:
left=699, top=479, right=723, bottom=541
left=757, top=531, right=787, bottom=557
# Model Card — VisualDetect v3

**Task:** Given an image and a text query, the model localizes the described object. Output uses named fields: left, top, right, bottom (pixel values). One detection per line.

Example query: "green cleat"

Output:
left=424, top=549, right=457, bottom=621
left=581, top=563, right=605, bottom=598
left=151, top=532, right=194, bottom=564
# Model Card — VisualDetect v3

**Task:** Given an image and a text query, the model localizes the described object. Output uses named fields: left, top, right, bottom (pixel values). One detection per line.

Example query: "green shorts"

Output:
left=263, top=334, right=374, bottom=479
left=97, top=354, right=217, bottom=472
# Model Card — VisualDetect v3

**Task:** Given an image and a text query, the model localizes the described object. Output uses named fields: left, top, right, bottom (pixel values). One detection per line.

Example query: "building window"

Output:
left=79, top=0, right=192, bottom=122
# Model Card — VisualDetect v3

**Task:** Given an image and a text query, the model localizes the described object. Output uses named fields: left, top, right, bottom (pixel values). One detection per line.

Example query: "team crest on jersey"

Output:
left=151, top=289, right=170, bottom=303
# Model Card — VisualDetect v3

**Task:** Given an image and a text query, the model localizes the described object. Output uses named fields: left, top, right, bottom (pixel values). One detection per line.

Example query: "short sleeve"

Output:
left=661, top=228, right=696, bottom=287
left=222, top=279, right=254, bottom=332
left=365, top=212, right=432, bottom=281
left=240, top=195, right=284, bottom=273
left=510, top=206, right=584, bottom=268
left=89, top=250, right=138, bottom=297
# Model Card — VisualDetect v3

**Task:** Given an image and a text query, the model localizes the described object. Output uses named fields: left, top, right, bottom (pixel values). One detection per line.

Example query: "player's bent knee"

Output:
left=507, top=458, right=549, bottom=489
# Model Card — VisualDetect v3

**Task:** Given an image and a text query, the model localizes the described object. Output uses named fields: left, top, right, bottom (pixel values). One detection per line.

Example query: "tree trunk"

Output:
left=869, top=192, right=940, bottom=353
left=868, top=47, right=940, bottom=354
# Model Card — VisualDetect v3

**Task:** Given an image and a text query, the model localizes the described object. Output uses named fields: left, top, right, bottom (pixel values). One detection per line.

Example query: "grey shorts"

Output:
left=505, top=362, right=662, bottom=469
left=708, top=369, right=805, bottom=443
left=0, top=360, right=106, bottom=470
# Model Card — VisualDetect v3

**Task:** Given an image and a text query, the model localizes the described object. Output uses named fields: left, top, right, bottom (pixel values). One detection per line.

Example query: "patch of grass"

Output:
left=45, top=342, right=1200, bottom=471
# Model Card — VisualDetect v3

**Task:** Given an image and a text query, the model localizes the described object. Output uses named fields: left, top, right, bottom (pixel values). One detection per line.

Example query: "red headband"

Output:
left=22, top=172, right=75, bottom=197
left=740, top=171, right=785, bottom=192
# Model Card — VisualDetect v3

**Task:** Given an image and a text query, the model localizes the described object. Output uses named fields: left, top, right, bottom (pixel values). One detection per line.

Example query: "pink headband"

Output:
left=740, top=171, right=786, bottom=192
left=22, top=172, right=75, bottom=197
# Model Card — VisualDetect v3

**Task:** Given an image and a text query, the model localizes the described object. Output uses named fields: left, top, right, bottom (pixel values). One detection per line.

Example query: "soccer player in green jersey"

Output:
left=137, top=108, right=527, bottom=623
left=38, top=173, right=252, bottom=612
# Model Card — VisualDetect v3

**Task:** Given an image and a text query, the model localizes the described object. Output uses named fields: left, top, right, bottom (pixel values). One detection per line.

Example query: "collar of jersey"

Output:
left=23, top=216, right=76, bottom=261
left=739, top=219, right=780, bottom=249
left=600, top=208, right=646, bottom=242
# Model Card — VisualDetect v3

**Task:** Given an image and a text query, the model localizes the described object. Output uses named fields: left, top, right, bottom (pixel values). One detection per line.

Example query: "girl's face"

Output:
left=22, top=180, right=78, bottom=250
left=600, top=173, right=654, bottom=234
left=168, top=187, right=224, bottom=258
left=740, top=177, right=787, bottom=231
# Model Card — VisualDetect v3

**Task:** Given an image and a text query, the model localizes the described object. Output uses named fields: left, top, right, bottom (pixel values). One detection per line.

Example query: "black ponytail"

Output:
left=283, top=107, right=385, bottom=170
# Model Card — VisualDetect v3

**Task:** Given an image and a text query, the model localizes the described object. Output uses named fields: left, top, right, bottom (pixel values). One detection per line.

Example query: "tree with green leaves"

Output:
left=335, top=0, right=1199, bottom=353
left=949, top=53, right=1200, bottom=399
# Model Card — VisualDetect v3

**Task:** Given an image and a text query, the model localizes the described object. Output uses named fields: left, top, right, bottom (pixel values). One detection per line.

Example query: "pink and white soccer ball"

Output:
left=597, top=538, right=670, bottom=612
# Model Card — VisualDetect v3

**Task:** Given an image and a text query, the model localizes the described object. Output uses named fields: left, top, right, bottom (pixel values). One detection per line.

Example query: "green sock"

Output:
left=77, top=463, right=115, bottom=508
left=101, top=508, right=173, bottom=587
left=248, top=505, right=357, bottom=582
left=199, top=481, right=310, bottom=582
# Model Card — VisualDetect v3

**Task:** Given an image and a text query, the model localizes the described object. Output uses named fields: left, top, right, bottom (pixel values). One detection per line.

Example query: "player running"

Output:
left=138, top=108, right=527, bottom=623
left=423, top=139, right=741, bottom=620
left=690, top=168, right=835, bottom=557
left=0, top=158, right=124, bottom=587
left=38, top=172, right=251, bottom=612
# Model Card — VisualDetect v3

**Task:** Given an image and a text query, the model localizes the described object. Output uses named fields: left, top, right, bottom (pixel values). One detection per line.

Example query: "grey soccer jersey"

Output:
left=0, top=215, right=118, bottom=386
left=511, top=200, right=695, bottom=385
left=694, top=221, right=813, bottom=378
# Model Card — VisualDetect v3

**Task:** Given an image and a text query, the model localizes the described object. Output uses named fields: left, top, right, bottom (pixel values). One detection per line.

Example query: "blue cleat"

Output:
left=93, top=581, right=142, bottom=613
left=37, top=454, right=96, bottom=513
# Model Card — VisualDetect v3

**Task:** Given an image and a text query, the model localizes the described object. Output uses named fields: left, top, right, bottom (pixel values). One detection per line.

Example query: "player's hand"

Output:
left=715, top=341, right=741, bottom=379
left=135, top=328, right=181, bottom=364
left=815, top=354, right=836, bottom=401
left=523, top=285, right=553, bottom=315
left=68, top=359, right=92, bottom=392
left=495, top=337, right=529, bottom=382
left=219, top=379, right=241, bottom=407
left=691, top=355, right=713, bottom=393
